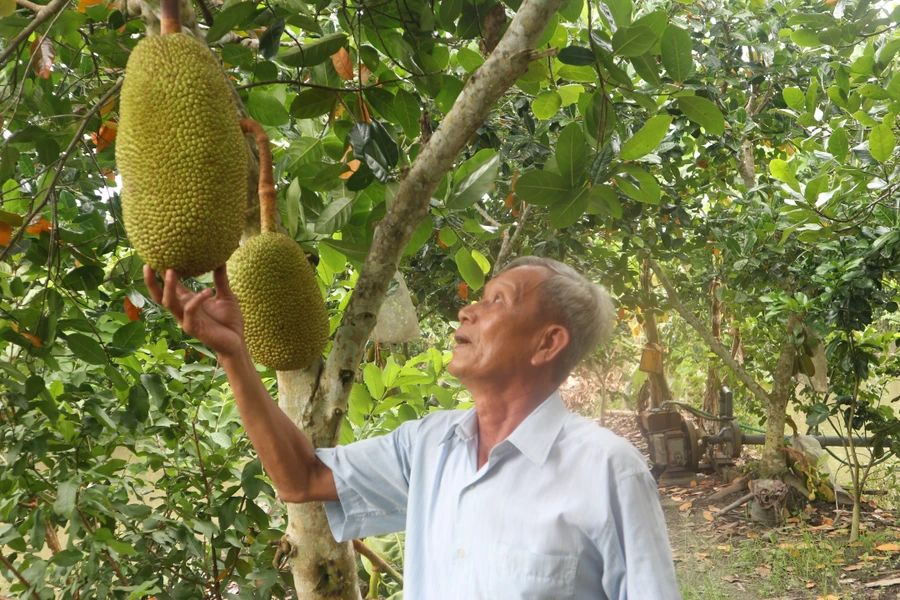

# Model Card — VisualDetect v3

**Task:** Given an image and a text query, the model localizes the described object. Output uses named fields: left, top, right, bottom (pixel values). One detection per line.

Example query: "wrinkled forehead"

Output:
left=491, top=265, right=553, bottom=303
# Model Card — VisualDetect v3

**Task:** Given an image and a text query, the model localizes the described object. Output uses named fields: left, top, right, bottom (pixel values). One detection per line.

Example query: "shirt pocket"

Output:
left=493, top=544, right=578, bottom=599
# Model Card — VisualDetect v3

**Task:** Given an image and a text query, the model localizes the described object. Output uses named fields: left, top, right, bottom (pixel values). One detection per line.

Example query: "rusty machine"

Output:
left=640, top=386, right=890, bottom=482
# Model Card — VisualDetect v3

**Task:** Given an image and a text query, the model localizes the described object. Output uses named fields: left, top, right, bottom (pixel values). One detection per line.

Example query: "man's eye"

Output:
left=492, top=295, right=502, bottom=303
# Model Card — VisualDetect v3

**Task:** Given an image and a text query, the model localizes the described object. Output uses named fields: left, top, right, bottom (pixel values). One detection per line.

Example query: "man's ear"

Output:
left=531, top=324, right=570, bottom=368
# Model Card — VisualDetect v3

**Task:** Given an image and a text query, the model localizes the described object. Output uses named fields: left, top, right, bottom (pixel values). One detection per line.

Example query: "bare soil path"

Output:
left=603, top=413, right=900, bottom=600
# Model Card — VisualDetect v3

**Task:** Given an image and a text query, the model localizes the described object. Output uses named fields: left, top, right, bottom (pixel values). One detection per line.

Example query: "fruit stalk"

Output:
left=241, top=118, right=277, bottom=234
left=159, top=0, right=182, bottom=34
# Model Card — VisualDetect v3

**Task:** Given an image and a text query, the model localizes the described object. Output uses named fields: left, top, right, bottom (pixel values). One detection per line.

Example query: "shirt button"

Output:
left=457, top=548, right=465, bottom=558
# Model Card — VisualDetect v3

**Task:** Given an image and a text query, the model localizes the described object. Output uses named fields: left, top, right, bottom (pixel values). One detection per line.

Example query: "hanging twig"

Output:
left=0, top=79, right=123, bottom=263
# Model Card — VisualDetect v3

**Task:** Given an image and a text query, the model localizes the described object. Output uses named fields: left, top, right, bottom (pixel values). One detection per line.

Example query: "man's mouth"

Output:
left=454, top=334, right=471, bottom=345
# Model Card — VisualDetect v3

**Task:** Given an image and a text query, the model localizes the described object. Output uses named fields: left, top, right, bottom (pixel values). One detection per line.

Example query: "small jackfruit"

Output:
left=228, top=233, right=329, bottom=370
left=117, top=33, right=248, bottom=277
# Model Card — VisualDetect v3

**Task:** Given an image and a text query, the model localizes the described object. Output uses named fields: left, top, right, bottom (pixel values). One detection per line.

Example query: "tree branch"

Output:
left=307, top=0, right=565, bottom=446
left=0, top=0, right=69, bottom=68
left=352, top=540, right=403, bottom=582
left=0, top=554, right=42, bottom=600
left=15, top=0, right=44, bottom=12
left=493, top=203, right=532, bottom=275
left=645, top=257, right=771, bottom=405
left=0, top=79, right=123, bottom=263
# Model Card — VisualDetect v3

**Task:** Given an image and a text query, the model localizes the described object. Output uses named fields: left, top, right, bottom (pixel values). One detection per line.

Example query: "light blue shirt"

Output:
left=315, top=392, right=680, bottom=599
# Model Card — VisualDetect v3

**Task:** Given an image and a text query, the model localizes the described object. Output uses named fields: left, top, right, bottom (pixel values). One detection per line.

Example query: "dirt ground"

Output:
left=603, top=413, right=900, bottom=600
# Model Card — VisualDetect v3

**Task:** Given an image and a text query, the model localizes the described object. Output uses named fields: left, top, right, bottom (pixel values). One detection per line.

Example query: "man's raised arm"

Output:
left=144, top=265, right=337, bottom=503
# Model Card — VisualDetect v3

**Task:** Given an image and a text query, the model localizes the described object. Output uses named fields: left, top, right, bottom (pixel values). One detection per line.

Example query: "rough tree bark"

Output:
left=639, top=259, right=673, bottom=410
left=646, top=258, right=801, bottom=478
left=273, top=1, right=564, bottom=597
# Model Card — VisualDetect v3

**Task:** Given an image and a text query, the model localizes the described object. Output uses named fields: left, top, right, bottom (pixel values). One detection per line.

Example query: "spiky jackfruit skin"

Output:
left=228, top=233, right=329, bottom=371
left=117, top=33, right=247, bottom=277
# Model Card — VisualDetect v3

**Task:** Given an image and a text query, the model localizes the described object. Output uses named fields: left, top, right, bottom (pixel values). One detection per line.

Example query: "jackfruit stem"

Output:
left=160, top=0, right=182, bottom=34
left=241, top=118, right=277, bottom=234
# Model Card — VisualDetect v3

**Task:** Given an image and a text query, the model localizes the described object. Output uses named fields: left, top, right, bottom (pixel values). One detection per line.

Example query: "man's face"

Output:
left=447, top=265, right=552, bottom=385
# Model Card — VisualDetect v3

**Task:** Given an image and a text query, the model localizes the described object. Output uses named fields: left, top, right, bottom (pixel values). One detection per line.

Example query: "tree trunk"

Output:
left=640, top=259, right=672, bottom=408
left=278, top=366, right=362, bottom=599
left=270, top=1, right=564, bottom=596
left=759, top=314, right=802, bottom=478
left=702, top=279, right=723, bottom=428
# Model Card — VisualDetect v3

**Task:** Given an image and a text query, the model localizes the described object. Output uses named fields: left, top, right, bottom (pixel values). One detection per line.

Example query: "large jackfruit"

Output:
left=228, top=233, right=329, bottom=371
left=117, top=33, right=247, bottom=277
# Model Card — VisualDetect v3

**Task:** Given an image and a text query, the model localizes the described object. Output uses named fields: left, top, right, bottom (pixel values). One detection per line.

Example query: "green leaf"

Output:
left=630, top=53, right=661, bottom=86
left=363, top=363, right=384, bottom=400
left=112, top=321, right=145, bottom=350
left=435, top=75, right=465, bottom=113
left=782, top=87, right=805, bottom=111
left=613, top=165, right=660, bottom=204
left=806, top=402, right=830, bottom=427
left=404, top=215, right=432, bottom=257
left=393, top=89, right=421, bottom=138
left=54, top=479, right=77, bottom=516
left=612, top=25, right=656, bottom=57
left=769, top=159, right=800, bottom=191
left=619, top=115, right=672, bottom=160
left=549, top=186, right=590, bottom=229
left=603, top=0, right=633, bottom=28
left=438, top=0, right=462, bottom=29
left=587, top=184, right=622, bottom=217
left=557, top=46, right=595, bottom=66
left=557, top=84, right=584, bottom=106
left=456, top=249, right=485, bottom=291
left=364, top=87, right=395, bottom=122
left=127, top=385, right=150, bottom=425
left=446, top=151, right=499, bottom=210
left=676, top=96, right=725, bottom=136
left=140, top=373, right=167, bottom=407
left=205, top=2, right=260, bottom=43
left=869, top=124, right=895, bottom=162
left=290, top=88, right=337, bottom=119
left=456, top=47, right=484, bottom=73
left=438, top=228, right=458, bottom=247
left=67, top=333, right=106, bottom=365
left=315, top=196, right=354, bottom=234
left=828, top=126, right=849, bottom=161
left=556, top=123, right=587, bottom=187
left=52, top=548, right=82, bottom=567
left=279, top=33, right=347, bottom=68
left=247, top=91, right=290, bottom=127
left=241, top=458, right=265, bottom=500
left=790, top=29, right=821, bottom=48
left=532, top=91, right=562, bottom=119
left=471, top=249, right=491, bottom=274
left=515, top=170, right=568, bottom=206
left=660, top=25, right=693, bottom=83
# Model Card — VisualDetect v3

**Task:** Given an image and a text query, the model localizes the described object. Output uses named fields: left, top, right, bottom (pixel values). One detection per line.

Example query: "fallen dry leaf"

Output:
left=679, top=501, right=692, bottom=512
left=876, top=543, right=899, bottom=552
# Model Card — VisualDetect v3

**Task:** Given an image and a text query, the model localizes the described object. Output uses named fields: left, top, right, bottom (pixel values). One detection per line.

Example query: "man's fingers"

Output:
left=213, top=264, right=234, bottom=298
left=182, top=287, right=212, bottom=332
left=143, top=265, right=164, bottom=304
left=162, top=269, right=185, bottom=321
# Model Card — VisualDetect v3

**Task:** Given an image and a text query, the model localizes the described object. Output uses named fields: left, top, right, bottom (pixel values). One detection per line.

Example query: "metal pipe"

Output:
left=706, top=433, right=890, bottom=448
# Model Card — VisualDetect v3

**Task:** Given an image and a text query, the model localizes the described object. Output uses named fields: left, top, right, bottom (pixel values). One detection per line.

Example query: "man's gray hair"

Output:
left=503, top=257, right=615, bottom=380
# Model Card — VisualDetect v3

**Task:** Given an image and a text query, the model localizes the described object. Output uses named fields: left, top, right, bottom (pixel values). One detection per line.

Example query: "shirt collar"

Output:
left=440, top=391, right=570, bottom=467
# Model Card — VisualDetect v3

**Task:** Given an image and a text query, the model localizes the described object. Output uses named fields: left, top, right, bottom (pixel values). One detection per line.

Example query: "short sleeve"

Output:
left=314, top=418, right=421, bottom=542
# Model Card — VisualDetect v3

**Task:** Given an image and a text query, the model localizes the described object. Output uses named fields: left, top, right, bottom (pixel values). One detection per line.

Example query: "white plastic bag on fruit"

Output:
left=372, top=271, right=420, bottom=343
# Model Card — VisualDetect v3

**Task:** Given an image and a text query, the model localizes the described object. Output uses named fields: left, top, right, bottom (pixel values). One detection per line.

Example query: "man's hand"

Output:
left=143, top=265, right=246, bottom=359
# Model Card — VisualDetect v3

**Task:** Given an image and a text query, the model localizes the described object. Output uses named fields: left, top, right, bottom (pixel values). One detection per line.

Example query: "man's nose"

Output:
left=458, top=302, right=475, bottom=324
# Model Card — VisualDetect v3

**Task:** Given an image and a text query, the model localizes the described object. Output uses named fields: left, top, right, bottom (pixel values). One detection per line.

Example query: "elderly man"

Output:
left=144, top=256, right=680, bottom=599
